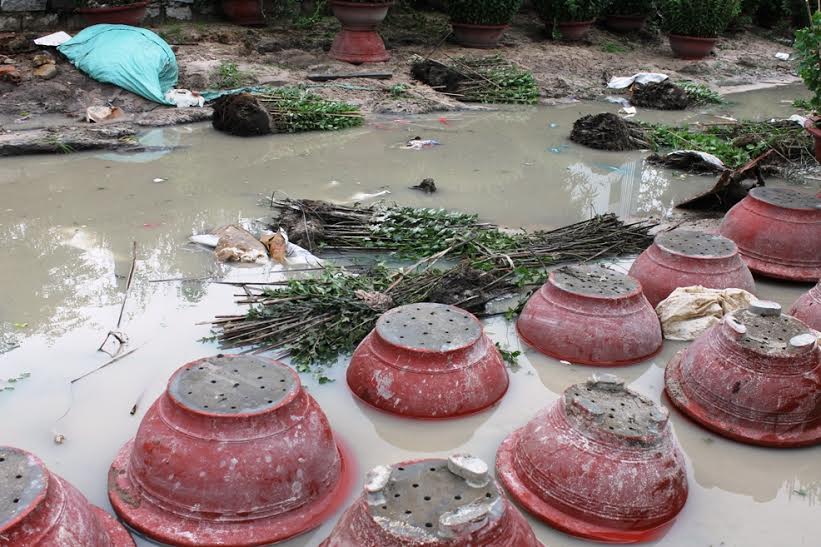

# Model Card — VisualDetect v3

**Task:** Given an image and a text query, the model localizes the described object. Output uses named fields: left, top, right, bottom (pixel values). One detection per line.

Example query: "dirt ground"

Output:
left=0, top=9, right=801, bottom=151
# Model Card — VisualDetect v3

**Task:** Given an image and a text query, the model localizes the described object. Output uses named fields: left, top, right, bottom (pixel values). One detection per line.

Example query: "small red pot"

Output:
left=718, top=187, right=821, bottom=282
left=221, top=0, right=266, bottom=26
left=76, top=1, right=148, bottom=26
left=321, top=455, right=542, bottom=546
left=605, top=14, right=647, bottom=32
left=329, top=0, right=393, bottom=63
left=450, top=22, right=509, bottom=48
left=496, top=374, right=688, bottom=543
left=557, top=20, right=594, bottom=41
left=803, top=117, right=821, bottom=162
left=1, top=446, right=134, bottom=546
left=517, top=265, right=662, bottom=366
left=628, top=229, right=756, bottom=308
left=108, top=355, right=354, bottom=546
left=347, top=303, right=508, bottom=419
left=668, top=34, right=717, bottom=60
left=789, top=280, right=821, bottom=331
left=665, top=303, right=821, bottom=447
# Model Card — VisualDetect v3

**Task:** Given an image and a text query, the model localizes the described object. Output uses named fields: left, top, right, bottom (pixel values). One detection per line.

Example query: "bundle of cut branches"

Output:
left=411, top=54, right=539, bottom=105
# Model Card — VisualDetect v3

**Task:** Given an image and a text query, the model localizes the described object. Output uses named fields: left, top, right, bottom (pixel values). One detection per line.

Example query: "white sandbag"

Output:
left=656, top=286, right=756, bottom=341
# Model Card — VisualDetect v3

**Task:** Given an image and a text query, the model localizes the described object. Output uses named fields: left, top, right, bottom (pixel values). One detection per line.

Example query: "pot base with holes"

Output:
left=517, top=265, right=662, bottom=366
left=108, top=355, right=354, bottom=546
left=1, top=446, right=135, bottom=546
left=665, top=305, right=821, bottom=447
left=320, top=455, right=542, bottom=546
left=789, top=281, right=821, bottom=331
left=347, top=303, right=508, bottom=419
left=496, top=376, right=688, bottom=543
left=628, top=229, right=755, bottom=307
left=718, top=187, right=821, bottom=282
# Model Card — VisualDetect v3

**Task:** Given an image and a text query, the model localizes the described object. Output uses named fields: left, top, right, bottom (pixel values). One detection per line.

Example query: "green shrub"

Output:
left=605, top=0, right=655, bottom=16
left=446, top=0, right=523, bottom=24
left=532, top=0, right=605, bottom=23
left=658, top=0, right=741, bottom=37
left=795, top=11, right=821, bottom=111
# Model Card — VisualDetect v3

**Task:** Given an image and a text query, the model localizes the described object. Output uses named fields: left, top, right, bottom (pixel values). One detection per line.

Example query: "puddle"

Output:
left=0, top=85, right=819, bottom=546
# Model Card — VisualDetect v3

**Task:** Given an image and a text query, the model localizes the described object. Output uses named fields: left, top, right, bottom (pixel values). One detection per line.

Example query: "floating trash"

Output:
left=347, top=303, right=508, bottom=418
left=629, top=229, right=755, bottom=307
left=789, top=280, right=821, bottom=331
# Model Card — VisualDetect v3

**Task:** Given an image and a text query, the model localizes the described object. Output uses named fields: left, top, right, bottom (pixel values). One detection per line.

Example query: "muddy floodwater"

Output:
left=1, top=86, right=819, bottom=546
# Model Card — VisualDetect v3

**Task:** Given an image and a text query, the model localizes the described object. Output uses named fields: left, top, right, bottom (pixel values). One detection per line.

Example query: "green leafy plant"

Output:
left=601, top=40, right=628, bottom=52
left=533, top=0, right=605, bottom=23
left=658, top=0, right=741, bottom=37
left=446, top=0, right=523, bottom=25
left=254, top=88, right=363, bottom=133
left=495, top=342, right=522, bottom=368
left=795, top=11, right=821, bottom=111
left=212, top=62, right=254, bottom=90
left=389, top=83, right=409, bottom=97
left=679, top=81, right=724, bottom=104
left=605, top=0, right=655, bottom=15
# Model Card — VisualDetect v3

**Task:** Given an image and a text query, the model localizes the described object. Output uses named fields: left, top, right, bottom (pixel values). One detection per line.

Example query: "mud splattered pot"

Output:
left=628, top=229, right=755, bottom=307
left=321, top=454, right=541, bottom=546
left=0, top=446, right=134, bottom=546
left=346, top=303, right=508, bottom=418
left=665, top=302, right=821, bottom=447
left=789, top=280, right=821, bottom=331
left=496, top=375, right=688, bottom=543
left=517, top=265, right=662, bottom=366
left=718, top=187, right=821, bottom=282
left=108, top=355, right=353, bottom=546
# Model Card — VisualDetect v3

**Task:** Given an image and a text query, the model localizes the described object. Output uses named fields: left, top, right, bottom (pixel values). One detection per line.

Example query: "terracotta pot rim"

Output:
left=557, top=19, right=595, bottom=27
left=668, top=33, right=718, bottom=42
left=450, top=21, right=510, bottom=30
left=607, top=13, right=646, bottom=19
left=330, top=0, right=394, bottom=6
left=76, top=1, right=148, bottom=13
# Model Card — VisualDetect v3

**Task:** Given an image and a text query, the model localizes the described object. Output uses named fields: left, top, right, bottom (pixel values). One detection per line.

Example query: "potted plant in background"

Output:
left=532, top=0, right=604, bottom=41
left=76, top=0, right=150, bottom=25
left=446, top=0, right=523, bottom=48
left=795, top=9, right=821, bottom=161
left=221, top=0, right=266, bottom=26
left=605, top=0, right=654, bottom=32
left=658, top=0, right=740, bottom=59
left=329, top=0, right=394, bottom=63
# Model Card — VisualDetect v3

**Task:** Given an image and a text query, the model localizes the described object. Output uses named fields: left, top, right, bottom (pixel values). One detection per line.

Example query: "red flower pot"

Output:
left=665, top=302, right=821, bottom=447
left=221, top=0, right=266, bottom=26
left=668, top=34, right=717, bottom=60
left=628, top=229, right=756, bottom=308
left=450, top=22, right=509, bottom=48
left=76, top=1, right=149, bottom=26
left=605, top=14, right=647, bottom=32
left=346, top=303, right=508, bottom=419
left=329, top=0, right=393, bottom=64
left=1, top=446, right=134, bottom=546
left=804, top=117, right=821, bottom=161
left=789, top=280, right=821, bottom=331
left=718, top=187, right=821, bottom=282
left=496, top=374, right=688, bottom=543
left=108, top=355, right=354, bottom=546
left=320, top=454, right=542, bottom=546
left=557, top=20, right=594, bottom=41
left=517, top=265, right=662, bottom=366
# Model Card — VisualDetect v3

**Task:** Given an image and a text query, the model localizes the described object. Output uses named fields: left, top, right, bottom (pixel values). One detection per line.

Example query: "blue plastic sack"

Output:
left=58, top=24, right=178, bottom=105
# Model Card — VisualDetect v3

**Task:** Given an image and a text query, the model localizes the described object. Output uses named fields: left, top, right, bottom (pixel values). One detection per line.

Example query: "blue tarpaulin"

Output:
left=58, top=24, right=178, bottom=105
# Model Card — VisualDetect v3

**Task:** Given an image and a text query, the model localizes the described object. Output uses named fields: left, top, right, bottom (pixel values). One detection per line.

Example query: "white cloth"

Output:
left=656, top=286, right=757, bottom=341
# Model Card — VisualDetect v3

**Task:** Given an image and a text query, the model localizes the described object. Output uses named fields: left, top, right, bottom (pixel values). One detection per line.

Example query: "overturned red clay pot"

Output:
left=803, top=117, right=821, bottom=162
left=557, top=20, right=594, bottom=41
left=347, top=303, right=508, bottom=419
left=321, top=454, right=542, bottom=546
left=718, top=187, right=821, bottom=282
left=221, top=0, right=266, bottom=26
left=628, top=229, right=756, bottom=307
left=1, top=446, right=134, bottom=546
left=108, top=355, right=353, bottom=546
left=517, top=264, right=662, bottom=366
left=605, top=14, right=647, bottom=32
left=668, top=34, right=716, bottom=60
left=329, top=0, right=393, bottom=63
left=496, top=374, right=688, bottom=543
left=789, top=280, right=821, bottom=331
left=450, top=22, right=508, bottom=48
left=665, top=301, right=821, bottom=447
left=76, top=1, right=149, bottom=26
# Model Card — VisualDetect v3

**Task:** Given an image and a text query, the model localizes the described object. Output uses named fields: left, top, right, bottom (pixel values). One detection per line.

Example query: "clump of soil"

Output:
left=570, top=113, right=649, bottom=151
left=276, top=199, right=334, bottom=249
left=631, top=81, right=691, bottom=110
left=211, top=93, right=272, bottom=136
left=428, top=261, right=511, bottom=313
left=410, top=59, right=465, bottom=93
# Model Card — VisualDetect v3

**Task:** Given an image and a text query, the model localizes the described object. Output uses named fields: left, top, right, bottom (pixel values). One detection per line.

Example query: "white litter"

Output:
left=606, top=96, right=632, bottom=107
left=189, top=234, right=220, bottom=248
left=153, top=178, right=166, bottom=183
left=34, top=31, right=72, bottom=47
left=656, top=286, right=757, bottom=341
left=86, top=105, right=125, bottom=123
left=775, top=52, right=791, bottom=61
left=789, top=114, right=808, bottom=127
left=619, top=106, right=637, bottom=117
left=607, top=72, right=668, bottom=90
left=348, top=190, right=391, bottom=202
left=164, top=89, right=205, bottom=108
left=402, top=137, right=441, bottom=150
left=665, top=150, right=726, bottom=170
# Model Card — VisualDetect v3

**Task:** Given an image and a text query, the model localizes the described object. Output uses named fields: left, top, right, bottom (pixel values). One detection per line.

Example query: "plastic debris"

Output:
left=619, top=105, right=637, bottom=117
left=403, top=137, right=441, bottom=150
left=656, top=286, right=756, bottom=341
left=647, top=150, right=726, bottom=173
left=608, top=72, right=668, bottom=89
left=775, top=52, right=791, bottom=61
left=86, top=105, right=125, bottom=123
left=348, top=190, right=391, bottom=201
left=213, top=225, right=268, bottom=263
left=164, top=88, right=205, bottom=108
left=605, top=95, right=632, bottom=107
left=34, top=31, right=72, bottom=47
